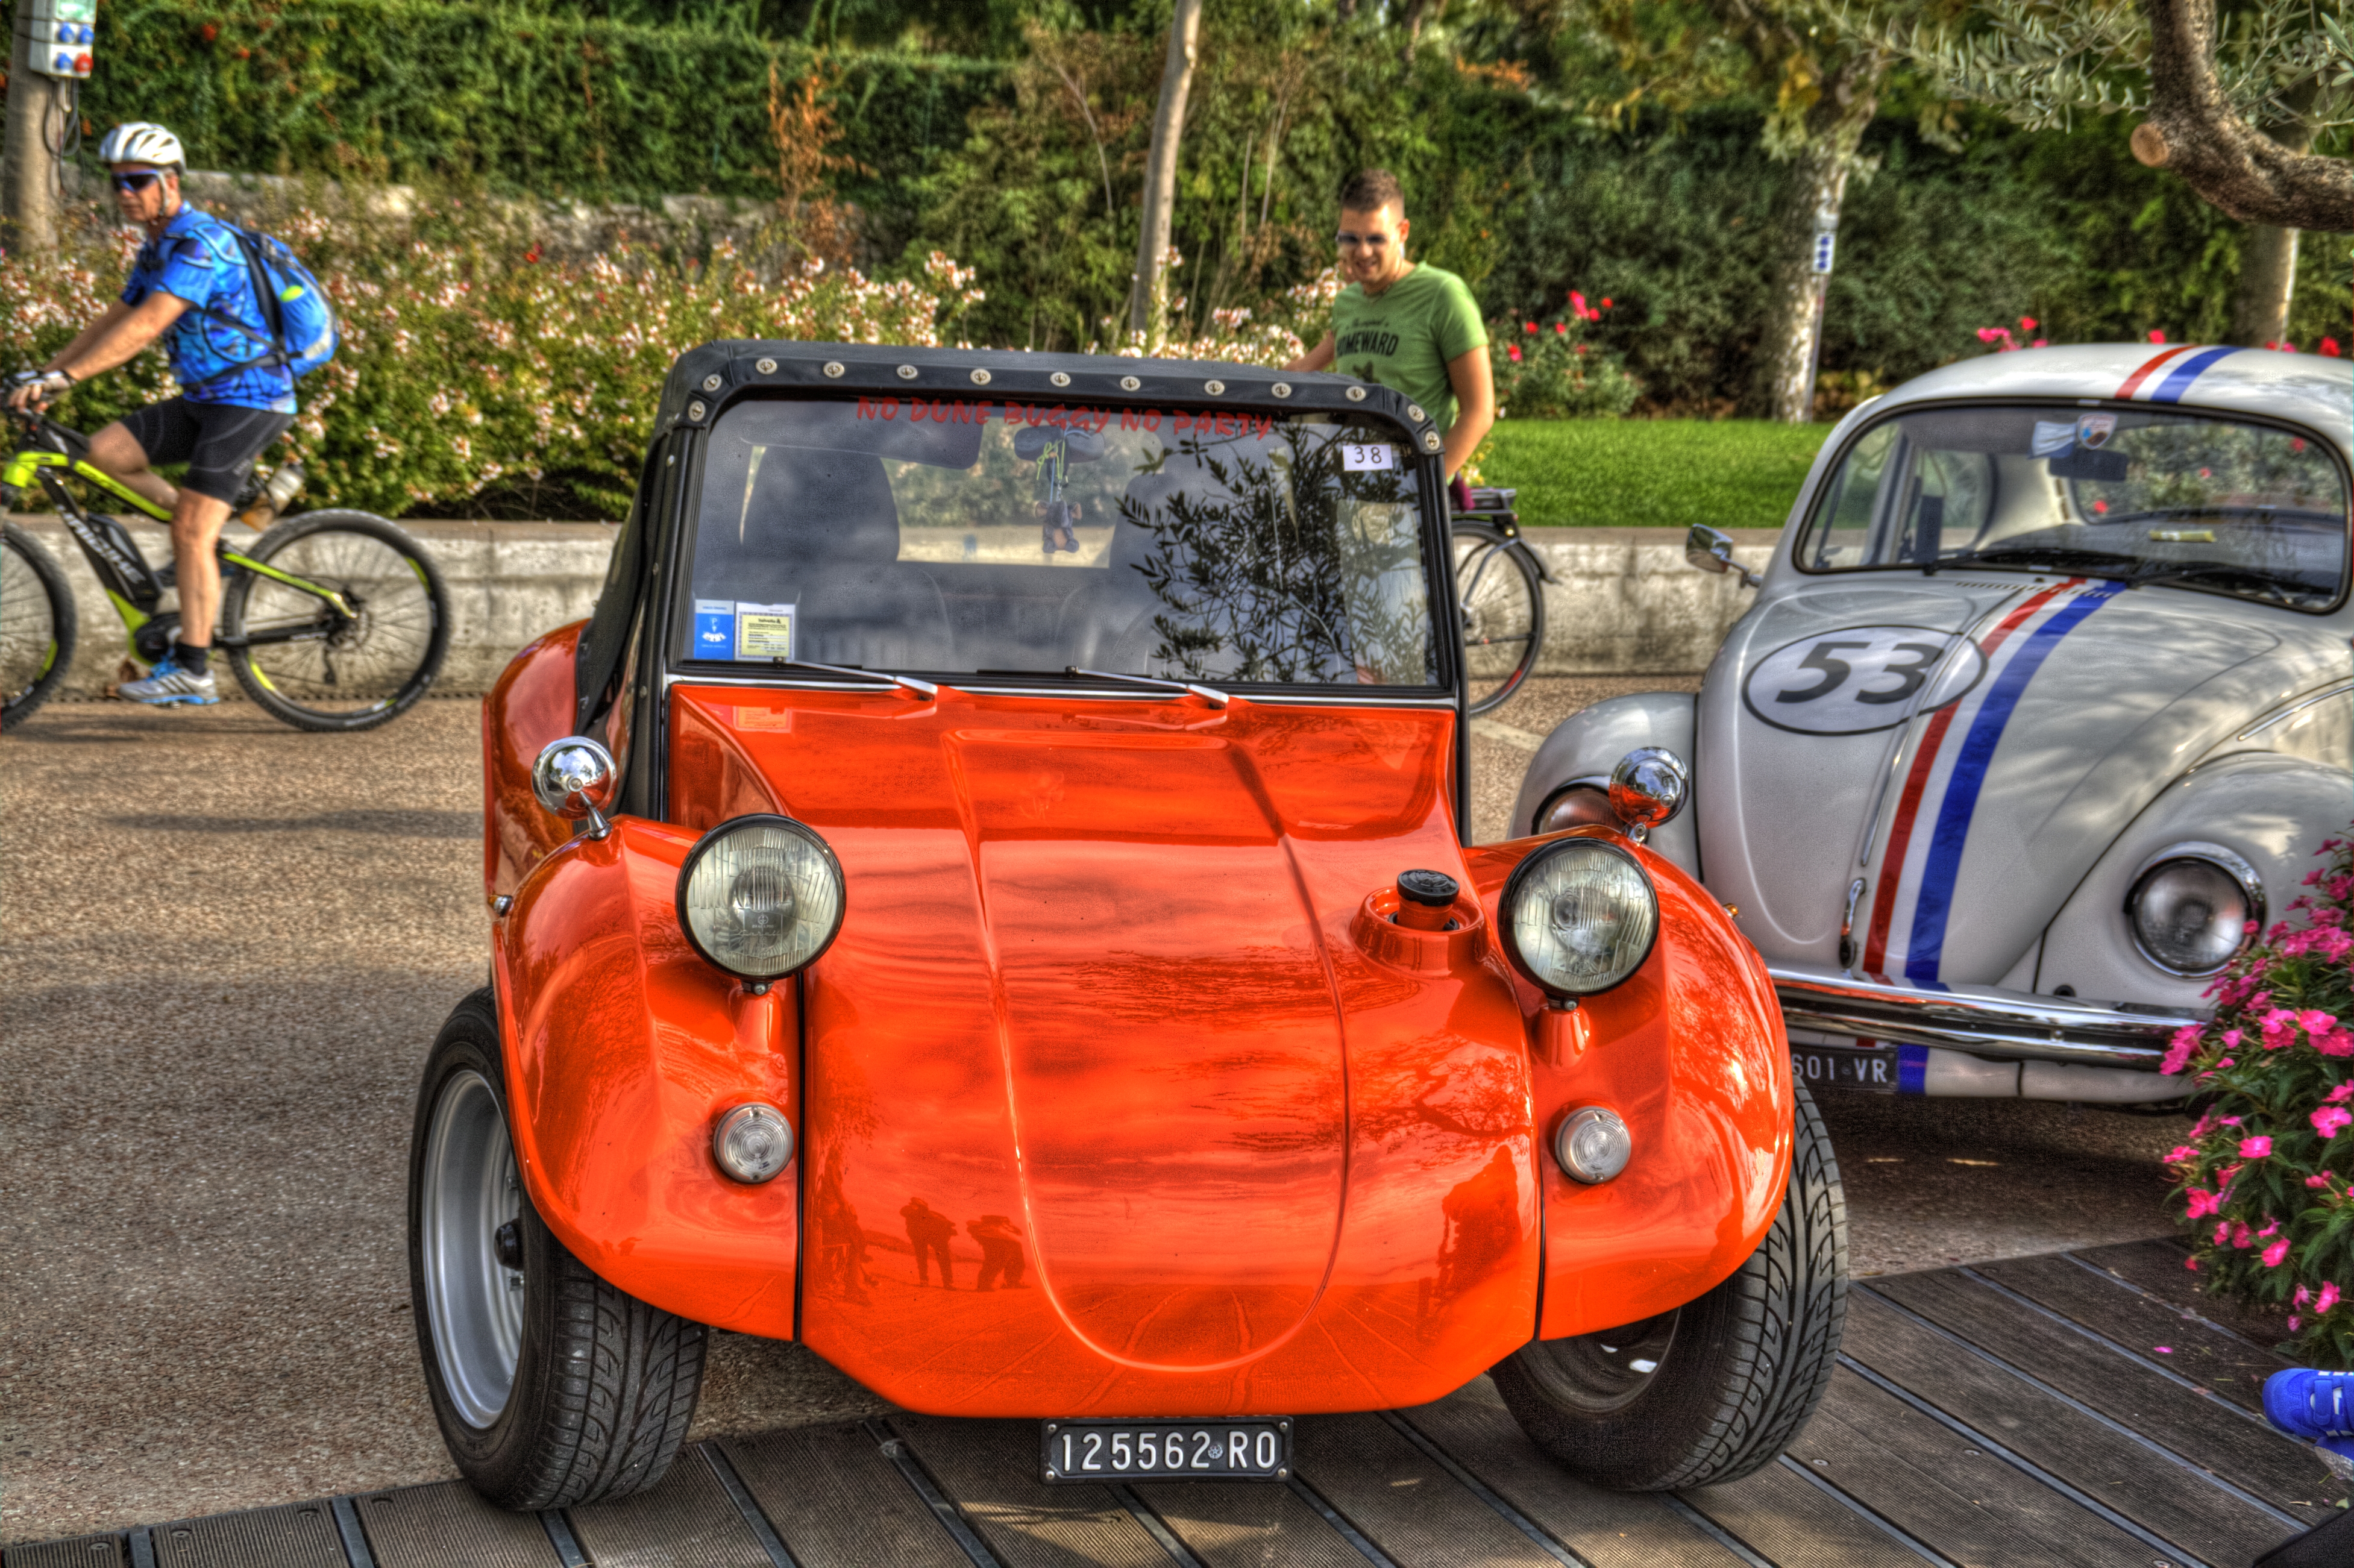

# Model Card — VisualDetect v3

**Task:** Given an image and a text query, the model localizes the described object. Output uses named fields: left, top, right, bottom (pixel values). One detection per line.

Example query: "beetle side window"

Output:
left=1796, top=404, right=2350, bottom=611
left=676, top=396, right=1442, bottom=688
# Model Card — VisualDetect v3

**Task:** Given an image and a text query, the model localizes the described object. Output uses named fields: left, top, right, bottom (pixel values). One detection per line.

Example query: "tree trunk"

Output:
left=2, top=1, right=65, bottom=252
left=1128, top=0, right=1204, bottom=345
left=2224, top=91, right=2318, bottom=347
left=1741, top=81, right=1878, bottom=423
left=2139, top=0, right=2354, bottom=233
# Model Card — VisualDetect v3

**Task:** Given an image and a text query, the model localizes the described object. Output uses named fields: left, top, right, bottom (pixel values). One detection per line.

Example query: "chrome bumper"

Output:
left=1768, top=963, right=2202, bottom=1070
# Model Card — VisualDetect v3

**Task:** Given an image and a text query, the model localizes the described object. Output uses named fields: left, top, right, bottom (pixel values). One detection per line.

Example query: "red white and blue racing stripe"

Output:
left=1856, top=579, right=2124, bottom=1090
left=1860, top=578, right=2121, bottom=975
left=2114, top=344, right=2244, bottom=403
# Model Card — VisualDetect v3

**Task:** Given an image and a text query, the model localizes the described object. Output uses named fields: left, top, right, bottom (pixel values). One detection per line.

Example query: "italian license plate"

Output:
left=1791, top=1043, right=1899, bottom=1094
left=1043, top=1419, right=1290, bottom=1482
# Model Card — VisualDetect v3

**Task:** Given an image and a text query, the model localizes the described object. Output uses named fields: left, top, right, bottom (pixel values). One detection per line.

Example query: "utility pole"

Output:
left=4, top=0, right=91, bottom=251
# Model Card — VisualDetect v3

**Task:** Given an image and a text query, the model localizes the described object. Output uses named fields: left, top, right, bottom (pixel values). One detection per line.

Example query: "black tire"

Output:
left=1451, top=519, right=1543, bottom=717
left=409, top=989, right=708, bottom=1509
left=2, top=522, right=77, bottom=730
left=221, top=509, right=449, bottom=732
left=1492, top=1077, right=1847, bottom=1490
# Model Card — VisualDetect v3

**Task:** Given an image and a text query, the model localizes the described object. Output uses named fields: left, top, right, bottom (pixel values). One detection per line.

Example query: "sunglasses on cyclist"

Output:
left=1335, top=231, right=1392, bottom=249
left=111, top=171, right=165, bottom=194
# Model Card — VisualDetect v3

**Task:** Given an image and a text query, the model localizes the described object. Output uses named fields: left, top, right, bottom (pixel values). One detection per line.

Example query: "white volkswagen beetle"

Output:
left=1516, top=344, right=2352, bottom=1103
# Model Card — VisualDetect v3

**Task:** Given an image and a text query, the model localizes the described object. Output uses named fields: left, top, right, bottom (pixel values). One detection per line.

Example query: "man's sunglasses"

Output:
left=112, top=171, right=165, bottom=193
left=1335, top=231, right=1392, bottom=249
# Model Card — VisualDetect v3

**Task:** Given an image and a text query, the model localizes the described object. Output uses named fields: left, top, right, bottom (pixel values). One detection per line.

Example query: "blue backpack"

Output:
left=198, top=222, right=339, bottom=380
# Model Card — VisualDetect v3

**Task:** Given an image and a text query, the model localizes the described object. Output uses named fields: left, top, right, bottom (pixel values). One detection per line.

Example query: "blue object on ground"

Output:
left=2264, top=1368, right=2354, bottom=1460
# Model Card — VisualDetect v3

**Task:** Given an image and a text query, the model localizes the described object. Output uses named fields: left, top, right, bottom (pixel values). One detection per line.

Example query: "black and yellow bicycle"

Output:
left=1, top=407, right=449, bottom=732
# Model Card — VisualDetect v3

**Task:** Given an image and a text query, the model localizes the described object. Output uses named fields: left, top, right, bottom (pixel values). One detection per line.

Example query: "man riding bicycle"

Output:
left=5, top=122, right=303, bottom=706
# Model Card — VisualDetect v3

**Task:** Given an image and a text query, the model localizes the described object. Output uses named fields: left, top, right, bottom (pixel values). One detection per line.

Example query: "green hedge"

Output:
left=69, top=1, right=1005, bottom=239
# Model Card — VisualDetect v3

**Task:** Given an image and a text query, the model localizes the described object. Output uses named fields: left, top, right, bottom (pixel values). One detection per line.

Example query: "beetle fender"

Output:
left=2040, top=751, right=2354, bottom=1006
left=1511, top=694, right=1700, bottom=873
left=1465, top=830, right=1792, bottom=1340
left=494, top=818, right=801, bottom=1338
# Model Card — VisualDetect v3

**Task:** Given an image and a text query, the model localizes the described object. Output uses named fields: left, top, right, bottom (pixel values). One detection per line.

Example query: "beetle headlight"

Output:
left=677, top=815, right=846, bottom=980
left=2127, top=847, right=2261, bottom=977
left=1502, top=838, right=1660, bottom=997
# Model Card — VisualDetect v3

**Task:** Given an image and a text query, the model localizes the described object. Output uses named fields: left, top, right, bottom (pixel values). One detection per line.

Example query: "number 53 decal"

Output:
left=1740, top=625, right=1986, bottom=735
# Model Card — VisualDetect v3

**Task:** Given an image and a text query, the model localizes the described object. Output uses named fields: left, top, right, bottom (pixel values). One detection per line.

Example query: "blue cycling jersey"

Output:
left=120, top=205, right=298, bottom=413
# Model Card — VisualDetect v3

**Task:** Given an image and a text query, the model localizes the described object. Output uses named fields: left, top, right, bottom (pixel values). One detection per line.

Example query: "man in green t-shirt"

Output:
left=1285, top=169, right=1493, bottom=491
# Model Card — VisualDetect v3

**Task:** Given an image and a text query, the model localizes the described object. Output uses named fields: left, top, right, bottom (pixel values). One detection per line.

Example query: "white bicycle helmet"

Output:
left=98, top=122, right=184, bottom=170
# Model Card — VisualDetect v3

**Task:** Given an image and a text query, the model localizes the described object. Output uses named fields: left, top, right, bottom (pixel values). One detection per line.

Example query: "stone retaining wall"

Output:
left=7, top=517, right=1777, bottom=700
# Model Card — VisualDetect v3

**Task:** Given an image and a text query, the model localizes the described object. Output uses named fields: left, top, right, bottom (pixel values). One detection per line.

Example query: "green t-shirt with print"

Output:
left=1328, top=263, right=1488, bottom=433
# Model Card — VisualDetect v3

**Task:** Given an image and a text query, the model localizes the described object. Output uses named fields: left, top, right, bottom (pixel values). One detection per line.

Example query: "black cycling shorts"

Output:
left=118, top=397, right=294, bottom=506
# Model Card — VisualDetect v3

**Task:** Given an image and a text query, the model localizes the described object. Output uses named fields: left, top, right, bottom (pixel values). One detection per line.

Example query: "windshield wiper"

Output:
left=1950, top=545, right=2147, bottom=577
left=767, top=657, right=938, bottom=698
left=1068, top=666, right=1231, bottom=707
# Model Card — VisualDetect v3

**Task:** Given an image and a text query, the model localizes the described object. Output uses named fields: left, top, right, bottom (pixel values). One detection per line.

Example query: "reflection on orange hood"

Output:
left=669, top=685, right=1543, bottom=1411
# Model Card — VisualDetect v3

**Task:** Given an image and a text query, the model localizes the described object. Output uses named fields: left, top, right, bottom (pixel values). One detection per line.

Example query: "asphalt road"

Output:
left=0, top=682, right=2185, bottom=1543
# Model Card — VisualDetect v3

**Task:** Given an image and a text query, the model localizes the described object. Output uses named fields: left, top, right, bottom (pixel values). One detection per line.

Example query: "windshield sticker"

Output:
left=1341, top=441, right=1396, bottom=472
left=692, top=599, right=735, bottom=660
left=1740, top=624, right=1986, bottom=736
left=2076, top=413, right=2117, bottom=448
left=2030, top=420, right=2076, bottom=457
left=854, top=397, right=1286, bottom=442
left=734, top=602, right=797, bottom=660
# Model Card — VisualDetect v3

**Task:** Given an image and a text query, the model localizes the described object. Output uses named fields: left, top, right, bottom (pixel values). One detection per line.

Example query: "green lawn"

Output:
left=1481, top=419, right=1833, bottom=532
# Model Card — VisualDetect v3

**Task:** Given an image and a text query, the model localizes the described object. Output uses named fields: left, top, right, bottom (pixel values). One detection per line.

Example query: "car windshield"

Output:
left=1794, top=404, right=2349, bottom=611
left=677, top=395, right=1441, bottom=689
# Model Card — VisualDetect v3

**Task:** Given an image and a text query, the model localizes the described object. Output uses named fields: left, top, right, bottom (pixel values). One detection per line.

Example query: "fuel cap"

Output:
left=1398, top=870, right=1459, bottom=906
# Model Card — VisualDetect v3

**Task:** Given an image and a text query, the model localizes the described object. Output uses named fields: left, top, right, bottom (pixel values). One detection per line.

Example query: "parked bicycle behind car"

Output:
left=4, top=120, right=336, bottom=707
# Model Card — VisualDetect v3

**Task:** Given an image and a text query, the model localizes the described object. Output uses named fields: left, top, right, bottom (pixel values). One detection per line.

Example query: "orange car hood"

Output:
left=670, top=686, right=1524, bottom=1377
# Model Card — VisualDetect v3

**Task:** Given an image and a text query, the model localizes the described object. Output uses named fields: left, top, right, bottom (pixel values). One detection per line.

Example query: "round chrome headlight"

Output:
left=1502, top=838, right=1660, bottom=996
left=677, top=815, right=846, bottom=980
left=2127, top=848, right=2261, bottom=976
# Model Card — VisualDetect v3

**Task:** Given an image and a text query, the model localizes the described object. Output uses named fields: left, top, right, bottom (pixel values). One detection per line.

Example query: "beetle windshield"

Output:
left=677, top=395, right=1441, bottom=688
left=1795, top=404, right=2349, bottom=611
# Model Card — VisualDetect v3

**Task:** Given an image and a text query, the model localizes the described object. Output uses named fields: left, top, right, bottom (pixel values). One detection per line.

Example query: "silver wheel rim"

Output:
left=420, top=1068, right=524, bottom=1429
left=1518, top=1308, right=1679, bottom=1415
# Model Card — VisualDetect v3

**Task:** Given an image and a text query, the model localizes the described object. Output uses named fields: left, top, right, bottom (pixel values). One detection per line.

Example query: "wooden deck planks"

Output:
left=1786, top=1366, right=2159, bottom=1567
left=1844, top=1288, right=2302, bottom=1567
left=1872, top=1269, right=2339, bottom=1524
left=1979, top=1252, right=2295, bottom=1413
left=1393, top=1378, right=1756, bottom=1568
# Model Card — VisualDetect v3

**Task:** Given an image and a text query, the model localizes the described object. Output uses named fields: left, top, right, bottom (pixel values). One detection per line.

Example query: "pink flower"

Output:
left=2148, top=328, right=2167, bottom=343
left=2324, top=337, right=2343, bottom=358
left=2263, top=1009, right=2300, bottom=1049
left=2325, top=1083, right=2354, bottom=1104
left=2291, top=1315, right=2303, bottom=1330
left=1554, top=321, right=1567, bottom=335
left=1569, top=292, right=1587, bottom=315
left=2186, top=1256, right=2200, bottom=1271
left=1507, top=344, right=1521, bottom=362
left=2264, top=1238, right=2293, bottom=1267
left=1523, top=321, right=1537, bottom=334
left=2297, top=1286, right=2314, bottom=1306
left=2165, top=1145, right=2200, bottom=1165
left=2222, top=1029, right=2244, bottom=1050
left=2216, top=1220, right=2235, bottom=1244
left=2321, top=1282, right=2342, bottom=1312
left=2312, top=1106, right=2352, bottom=1138
left=2241, top=1136, right=2274, bottom=1158
left=2019, top=316, right=2038, bottom=331
left=2309, top=1174, right=2335, bottom=1189
left=2185, top=1187, right=2223, bottom=1217
left=2233, top=1221, right=2255, bottom=1247
left=2161, top=1026, right=2202, bottom=1074
left=2315, top=1029, right=2354, bottom=1059
left=1599, top=297, right=1612, bottom=309
left=1574, top=343, right=1587, bottom=355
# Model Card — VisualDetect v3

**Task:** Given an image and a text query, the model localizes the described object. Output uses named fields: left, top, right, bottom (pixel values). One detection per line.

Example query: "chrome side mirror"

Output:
left=533, top=736, right=618, bottom=840
left=1686, top=524, right=1762, bottom=589
left=1609, top=747, right=1689, bottom=845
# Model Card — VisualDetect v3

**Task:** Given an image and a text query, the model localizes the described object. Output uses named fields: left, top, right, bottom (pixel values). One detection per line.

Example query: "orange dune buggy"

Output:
left=408, top=341, right=1845, bottom=1508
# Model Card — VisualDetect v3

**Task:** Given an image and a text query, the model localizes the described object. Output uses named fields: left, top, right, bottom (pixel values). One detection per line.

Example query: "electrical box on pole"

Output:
left=27, top=0, right=95, bottom=77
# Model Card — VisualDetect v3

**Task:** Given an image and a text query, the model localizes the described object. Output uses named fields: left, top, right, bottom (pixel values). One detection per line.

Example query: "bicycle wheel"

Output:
left=221, top=509, right=450, bottom=733
left=1451, top=519, right=1543, bottom=716
left=2, top=522, right=78, bottom=730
